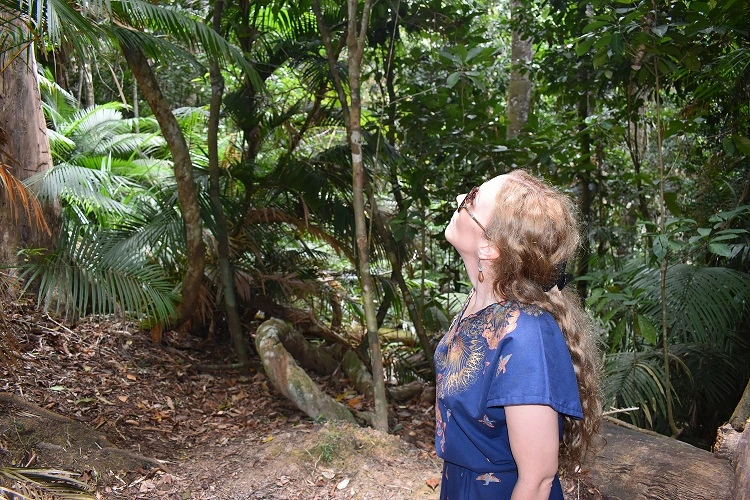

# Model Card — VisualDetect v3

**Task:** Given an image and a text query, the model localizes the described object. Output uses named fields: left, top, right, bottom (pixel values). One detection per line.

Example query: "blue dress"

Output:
left=434, top=291, right=583, bottom=499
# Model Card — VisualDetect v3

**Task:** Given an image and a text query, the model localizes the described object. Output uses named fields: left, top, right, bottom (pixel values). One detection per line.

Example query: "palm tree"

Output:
left=3, top=0, right=262, bottom=324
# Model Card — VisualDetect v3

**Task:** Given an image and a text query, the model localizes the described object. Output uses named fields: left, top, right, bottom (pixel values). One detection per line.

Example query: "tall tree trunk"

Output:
left=0, top=20, right=55, bottom=269
left=506, top=0, right=533, bottom=140
left=207, top=0, right=249, bottom=369
left=313, top=0, right=389, bottom=432
left=576, top=93, right=594, bottom=299
left=121, top=44, right=205, bottom=325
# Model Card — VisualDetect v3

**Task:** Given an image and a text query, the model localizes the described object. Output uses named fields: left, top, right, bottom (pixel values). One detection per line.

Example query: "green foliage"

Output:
left=19, top=217, right=180, bottom=324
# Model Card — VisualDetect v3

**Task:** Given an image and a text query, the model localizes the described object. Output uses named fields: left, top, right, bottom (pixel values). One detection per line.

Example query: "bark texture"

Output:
left=734, top=425, right=750, bottom=500
left=0, top=21, right=55, bottom=268
left=588, top=419, right=734, bottom=499
left=121, top=44, right=205, bottom=324
left=255, top=318, right=356, bottom=424
left=506, top=0, right=532, bottom=139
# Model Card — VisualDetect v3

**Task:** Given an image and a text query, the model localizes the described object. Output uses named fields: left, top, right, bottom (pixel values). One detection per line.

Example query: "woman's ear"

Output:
left=478, top=241, right=500, bottom=261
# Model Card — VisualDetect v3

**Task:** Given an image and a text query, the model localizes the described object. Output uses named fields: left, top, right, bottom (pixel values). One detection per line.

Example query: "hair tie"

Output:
left=542, top=260, right=573, bottom=292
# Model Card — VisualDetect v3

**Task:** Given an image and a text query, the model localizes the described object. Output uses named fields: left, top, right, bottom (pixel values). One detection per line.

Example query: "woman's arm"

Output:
left=506, top=404, right=560, bottom=500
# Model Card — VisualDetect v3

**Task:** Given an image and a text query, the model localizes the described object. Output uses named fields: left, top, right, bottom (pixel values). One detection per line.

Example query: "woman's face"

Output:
left=445, top=175, right=506, bottom=253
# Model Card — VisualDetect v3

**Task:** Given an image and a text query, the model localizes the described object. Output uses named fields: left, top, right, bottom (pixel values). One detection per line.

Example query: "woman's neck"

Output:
left=466, top=283, right=501, bottom=316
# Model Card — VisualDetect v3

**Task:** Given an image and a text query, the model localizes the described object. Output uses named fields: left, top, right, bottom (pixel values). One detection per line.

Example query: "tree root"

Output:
left=254, top=318, right=357, bottom=424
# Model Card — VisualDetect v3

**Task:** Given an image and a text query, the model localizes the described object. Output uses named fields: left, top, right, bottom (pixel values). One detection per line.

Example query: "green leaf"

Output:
left=732, top=135, right=750, bottom=156
left=610, top=32, right=624, bottom=56
left=610, top=319, right=627, bottom=351
left=682, top=52, right=701, bottom=71
left=663, top=191, right=681, bottom=216
left=583, top=20, right=610, bottom=33
left=723, top=137, right=735, bottom=154
left=576, top=36, right=596, bottom=56
left=636, top=314, right=658, bottom=345
left=446, top=72, right=460, bottom=89
left=652, top=25, right=669, bottom=37
left=653, top=235, right=668, bottom=261
left=708, top=243, right=734, bottom=257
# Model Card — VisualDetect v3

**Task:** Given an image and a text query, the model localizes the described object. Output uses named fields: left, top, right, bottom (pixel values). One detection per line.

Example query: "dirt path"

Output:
left=0, top=309, right=443, bottom=499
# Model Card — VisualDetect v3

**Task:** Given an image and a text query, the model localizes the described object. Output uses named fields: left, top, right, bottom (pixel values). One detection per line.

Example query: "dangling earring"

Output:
left=477, top=261, right=484, bottom=283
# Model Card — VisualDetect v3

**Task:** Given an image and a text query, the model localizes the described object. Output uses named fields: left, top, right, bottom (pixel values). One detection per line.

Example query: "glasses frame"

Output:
left=458, top=186, right=489, bottom=238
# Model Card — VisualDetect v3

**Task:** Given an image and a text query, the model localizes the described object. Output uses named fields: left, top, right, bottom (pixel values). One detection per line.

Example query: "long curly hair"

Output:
left=484, top=169, right=602, bottom=471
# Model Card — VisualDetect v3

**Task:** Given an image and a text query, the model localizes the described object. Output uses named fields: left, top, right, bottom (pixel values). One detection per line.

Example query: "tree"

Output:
left=506, top=0, right=532, bottom=139
left=0, top=11, right=54, bottom=268
left=313, top=0, right=388, bottom=432
left=206, top=0, right=249, bottom=369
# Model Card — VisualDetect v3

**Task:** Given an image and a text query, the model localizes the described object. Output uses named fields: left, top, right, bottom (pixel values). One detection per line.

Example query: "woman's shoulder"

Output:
left=488, top=300, right=552, bottom=321
left=490, top=301, right=561, bottom=337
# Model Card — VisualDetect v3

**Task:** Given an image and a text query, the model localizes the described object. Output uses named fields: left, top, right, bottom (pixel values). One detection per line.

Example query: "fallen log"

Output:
left=254, top=318, right=356, bottom=424
left=588, top=419, right=734, bottom=500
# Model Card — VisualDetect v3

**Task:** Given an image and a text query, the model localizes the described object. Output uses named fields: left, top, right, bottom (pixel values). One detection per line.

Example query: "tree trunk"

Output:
left=733, top=425, right=750, bottom=499
left=589, top=419, right=734, bottom=499
left=207, top=0, right=249, bottom=370
left=341, top=348, right=374, bottom=398
left=255, top=318, right=356, bottom=424
left=506, top=0, right=533, bottom=140
left=313, top=0, right=389, bottom=432
left=729, top=378, right=750, bottom=430
left=81, top=53, right=95, bottom=108
left=0, top=22, right=55, bottom=269
left=121, top=44, right=205, bottom=325
left=715, top=380, right=750, bottom=499
left=576, top=93, right=594, bottom=299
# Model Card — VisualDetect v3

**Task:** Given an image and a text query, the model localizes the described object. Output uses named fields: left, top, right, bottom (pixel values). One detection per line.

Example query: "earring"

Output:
left=477, top=261, right=484, bottom=283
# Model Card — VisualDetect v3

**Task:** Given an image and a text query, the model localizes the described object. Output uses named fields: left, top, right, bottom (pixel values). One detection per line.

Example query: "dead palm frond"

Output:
left=0, top=467, right=94, bottom=500
left=0, top=127, right=50, bottom=235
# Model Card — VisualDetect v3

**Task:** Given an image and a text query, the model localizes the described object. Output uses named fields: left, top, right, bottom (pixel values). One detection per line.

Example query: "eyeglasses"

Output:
left=458, top=186, right=489, bottom=237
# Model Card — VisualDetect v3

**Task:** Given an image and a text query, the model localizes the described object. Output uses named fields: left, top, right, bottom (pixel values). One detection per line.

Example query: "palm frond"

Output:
left=603, top=349, right=670, bottom=428
left=37, top=67, right=77, bottom=127
left=8, top=0, right=104, bottom=54
left=633, top=264, right=750, bottom=345
left=46, top=129, right=77, bottom=160
left=110, top=0, right=262, bottom=90
left=59, top=102, right=127, bottom=139
left=20, top=218, right=179, bottom=324
left=0, top=467, right=94, bottom=500
left=0, top=162, right=49, bottom=234
left=24, top=163, right=136, bottom=218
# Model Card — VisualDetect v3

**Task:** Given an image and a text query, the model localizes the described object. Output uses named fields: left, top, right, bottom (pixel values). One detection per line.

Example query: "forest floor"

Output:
left=0, top=303, right=601, bottom=499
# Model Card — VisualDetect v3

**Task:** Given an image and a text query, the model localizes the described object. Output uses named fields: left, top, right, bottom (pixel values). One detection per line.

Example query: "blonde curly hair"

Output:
left=484, top=169, right=602, bottom=471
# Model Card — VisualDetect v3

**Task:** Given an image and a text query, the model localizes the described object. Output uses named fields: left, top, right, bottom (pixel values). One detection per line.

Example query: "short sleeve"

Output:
left=486, top=310, right=583, bottom=419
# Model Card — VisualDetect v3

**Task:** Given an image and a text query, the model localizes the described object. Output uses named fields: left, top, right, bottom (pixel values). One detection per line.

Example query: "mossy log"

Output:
left=588, top=419, right=734, bottom=500
left=255, top=318, right=356, bottom=424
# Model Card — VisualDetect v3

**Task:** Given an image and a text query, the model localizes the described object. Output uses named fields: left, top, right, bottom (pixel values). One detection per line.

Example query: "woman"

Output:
left=435, top=170, right=601, bottom=499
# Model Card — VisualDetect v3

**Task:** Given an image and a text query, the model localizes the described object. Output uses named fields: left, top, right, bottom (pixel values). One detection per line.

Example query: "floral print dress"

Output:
left=434, top=290, right=583, bottom=499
